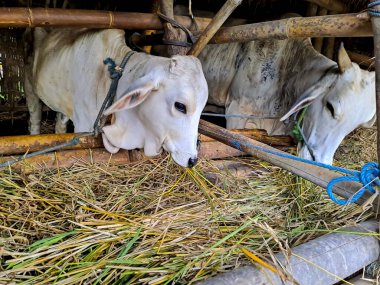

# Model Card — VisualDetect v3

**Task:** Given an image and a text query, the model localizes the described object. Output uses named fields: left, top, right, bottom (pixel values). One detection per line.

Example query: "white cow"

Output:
left=199, top=39, right=375, bottom=165
left=24, top=28, right=208, bottom=168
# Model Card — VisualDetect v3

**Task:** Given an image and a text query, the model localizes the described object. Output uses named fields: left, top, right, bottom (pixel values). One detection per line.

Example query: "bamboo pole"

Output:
left=306, top=2, right=318, bottom=17
left=0, top=130, right=293, bottom=156
left=314, top=8, right=328, bottom=53
left=0, top=8, right=372, bottom=41
left=187, top=0, right=242, bottom=57
left=0, top=7, right=211, bottom=30
left=198, top=120, right=380, bottom=210
left=347, top=50, right=375, bottom=69
left=305, top=0, right=347, bottom=13
left=324, top=11, right=337, bottom=59
left=370, top=1, right=380, bottom=177
left=208, top=12, right=372, bottom=44
left=160, top=0, right=188, bottom=56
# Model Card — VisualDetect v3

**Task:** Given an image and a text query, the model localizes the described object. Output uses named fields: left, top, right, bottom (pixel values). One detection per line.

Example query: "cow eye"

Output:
left=175, top=102, right=187, bottom=114
left=326, top=101, right=335, bottom=118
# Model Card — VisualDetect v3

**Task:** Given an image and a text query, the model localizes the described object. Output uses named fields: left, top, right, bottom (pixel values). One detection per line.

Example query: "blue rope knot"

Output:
left=368, top=1, right=380, bottom=17
left=103, top=58, right=124, bottom=79
left=327, top=162, right=380, bottom=205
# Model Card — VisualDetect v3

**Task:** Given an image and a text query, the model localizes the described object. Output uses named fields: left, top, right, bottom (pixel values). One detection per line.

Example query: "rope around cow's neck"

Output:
left=0, top=51, right=135, bottom=168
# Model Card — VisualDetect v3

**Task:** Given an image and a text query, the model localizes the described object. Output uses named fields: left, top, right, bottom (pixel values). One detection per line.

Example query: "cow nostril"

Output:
left=188, top=157, right=198, bottom=168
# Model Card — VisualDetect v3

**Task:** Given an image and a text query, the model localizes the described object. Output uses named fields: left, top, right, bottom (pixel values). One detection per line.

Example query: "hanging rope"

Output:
left=368, top=1, right=380, bottom=17
left=0, top=51, right=135, bottom=168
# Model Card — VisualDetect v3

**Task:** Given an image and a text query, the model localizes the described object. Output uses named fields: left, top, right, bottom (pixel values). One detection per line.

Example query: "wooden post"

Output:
left=0, top=7, right=211, bottom=30
left=370, top=0, right=380, bottom=173
left=0, top=130, right=293, bottom=156
left=160, top=0, right=188, bottom=56
left=305, top=0, right=347, bottom=13
left=306, top=2, right=318, bottom=17
left=324, top=11, right=337, bottom=59
left=198, top=120, right=379, bottom=210
left=347, top=50, right=375, bottom=69
left=314, top=7, right=328, bottom=53
left=187, top=0, right=243, bottom=57
left=208, top=13, right=372, bottom=44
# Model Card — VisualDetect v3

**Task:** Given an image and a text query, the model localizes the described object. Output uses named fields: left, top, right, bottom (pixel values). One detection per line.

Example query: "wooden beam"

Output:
left=160, top=0, right=188, bottom=56
left=0, top=7, right=211, bottom=30
left=187, top=0, right=242, bottom=57
left=347, top=50, right=375, bottom=69
left=0, top=8, right=373, bottom=41
left=198, top=119, right=380, bottom=210
left=305, top=0, right=348, bottom=13
left=0, top=129, right=294, bottom=156
left=370, top=1, right=380, bottom=178
left=208, top=13, right=372, bottom=44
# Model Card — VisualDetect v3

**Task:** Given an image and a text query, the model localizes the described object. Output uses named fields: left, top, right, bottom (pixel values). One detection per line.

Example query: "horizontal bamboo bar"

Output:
left=198, top=120, right=380, bottom=210
left=209, top=12, right=372, bottom=44
left=347, top=50, right=375, bottom=69
left=0, top=130, right=293, bottom=156
left=306, top=0, right=347, bottom=13
left=0, top=8, right=373, bottom=41
left=0, top=7, right=211, bottom=30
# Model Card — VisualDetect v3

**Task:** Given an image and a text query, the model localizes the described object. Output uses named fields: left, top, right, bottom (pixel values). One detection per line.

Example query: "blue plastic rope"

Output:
left=229, top=139, right=379, bottom=205
left=368, top=1, right=380, bottom=17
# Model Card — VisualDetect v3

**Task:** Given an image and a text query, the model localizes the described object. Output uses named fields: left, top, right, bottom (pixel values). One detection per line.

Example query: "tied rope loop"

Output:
left=369, top=1, right=380, bottom=17
left=326, top=162, right=380, bottom=205
left=103, top=58, right=124, bottom=79
left=93, top=51, right=135, bottom=136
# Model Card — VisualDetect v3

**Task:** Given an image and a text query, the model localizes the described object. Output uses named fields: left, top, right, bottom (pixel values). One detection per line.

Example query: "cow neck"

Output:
left=281, top=39, right=337, bottom=102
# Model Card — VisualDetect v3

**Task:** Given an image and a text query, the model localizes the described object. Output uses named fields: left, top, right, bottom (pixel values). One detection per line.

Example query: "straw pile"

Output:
left=0, top=126, right=377, bottom=284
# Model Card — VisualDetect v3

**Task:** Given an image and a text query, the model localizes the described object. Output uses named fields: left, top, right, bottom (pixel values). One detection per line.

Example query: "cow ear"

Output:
left=104, top=82, right=157, bottom=115
left=337, top=43, right=352, bottom=73
left=280, top=84, right=326, bottom=121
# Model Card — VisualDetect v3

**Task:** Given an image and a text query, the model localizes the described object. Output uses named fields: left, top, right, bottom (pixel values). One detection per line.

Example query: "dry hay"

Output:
left=0, top=127, right=378, bottom=284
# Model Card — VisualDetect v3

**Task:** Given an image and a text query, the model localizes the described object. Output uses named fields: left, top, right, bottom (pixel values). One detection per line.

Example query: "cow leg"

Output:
left=25, top=74, right=42, bottom=135
left=55, top=113, right=70, bottom=133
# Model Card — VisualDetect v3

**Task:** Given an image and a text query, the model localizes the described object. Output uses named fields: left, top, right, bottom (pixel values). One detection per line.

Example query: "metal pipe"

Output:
left=370, top=1, right=380, bottom=172
left=187, top=0, right=242, bottom=57
left=197, top=220, right=379, bottom=285
left=198, top=120, right=380, bottom=210
left=0, top=7, right=211, bottom=30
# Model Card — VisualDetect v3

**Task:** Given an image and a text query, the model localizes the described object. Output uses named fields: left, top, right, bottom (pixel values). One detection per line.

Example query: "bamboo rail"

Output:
left=0, top=7, right=211, bottom=30
left=198, top=120, right=380, bottom=211
left=370, top=0, right=380, bottom=176
left=187, top=0, right=242, bottom=57
left=0, top=8, right=373, bottom=41
left=0, top=129, right=293, bottom=156
left=347, top=50, right=375, bottom=69
left=306, top=0, right=347, bottom=13
left=208, top=13, right=372, bottom=44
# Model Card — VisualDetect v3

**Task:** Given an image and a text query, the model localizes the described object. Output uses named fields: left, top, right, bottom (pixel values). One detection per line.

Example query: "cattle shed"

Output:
left=0, top=0, right=380, bottom=284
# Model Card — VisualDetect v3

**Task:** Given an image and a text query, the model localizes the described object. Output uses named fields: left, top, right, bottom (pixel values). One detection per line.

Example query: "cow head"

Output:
left=101, top=55, right=208, bottom=168
left=281, top=44, right=375, bottom=165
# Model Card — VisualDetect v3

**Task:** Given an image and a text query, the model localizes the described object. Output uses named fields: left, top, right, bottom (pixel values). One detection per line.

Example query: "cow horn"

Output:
left=337, top=42, right=352, bottom=73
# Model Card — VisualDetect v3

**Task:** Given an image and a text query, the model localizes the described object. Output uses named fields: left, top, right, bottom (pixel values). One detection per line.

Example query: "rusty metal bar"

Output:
left=0, top=7, right=211, bottom=30
left=0, top=129, right=293, bottom=156
left=187, top=0, right=242, bottom=57
left=208, top=12, right=372, bottom=44
left=198, top=120, right=379, bottom=210
left=370, top=1, right=380, bottom=176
